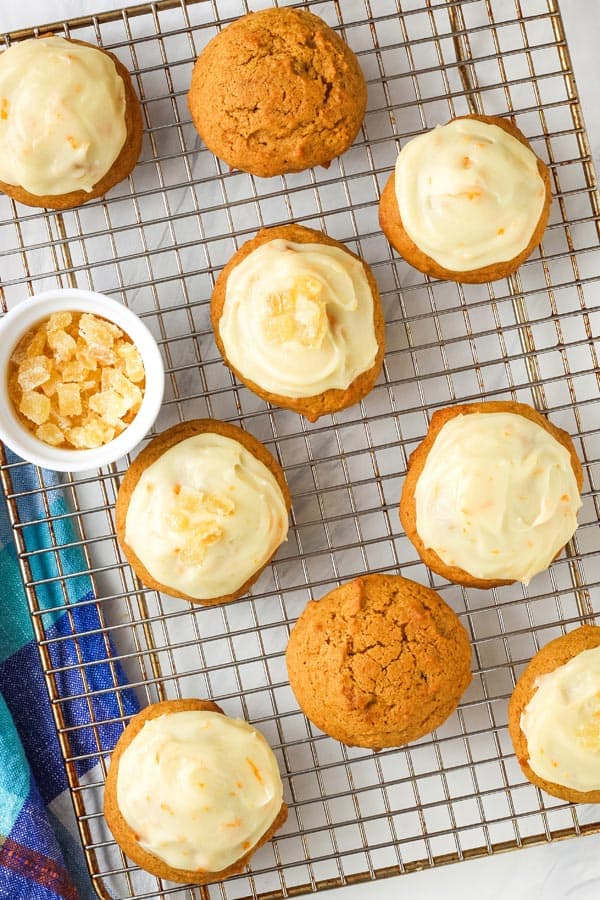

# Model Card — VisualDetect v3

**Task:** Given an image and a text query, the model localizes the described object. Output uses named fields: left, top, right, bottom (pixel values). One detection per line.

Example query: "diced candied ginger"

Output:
left=177, top=523, right=223, bottom=567
left=68, top=416, right=115, bottom=449
left=20, top=391, right=51, bottom=425
left=203, top=492, right=235, bottom=517
left=35, top=423, right=65, bottom=446
left=18, top=355, right=52, bottom=391
left=47, top=311, right=73, bottom=332
left=60, top=359, right=86, bottom=383
left=47, top=328, right=77, bottom=363
left=40, top=372, right=61, bottom=398
left=9, top=310, right=145, bottom=450
left=79, top=312, right=121, bottom=348
left=100, top=368, right=142, bottom=409
left=25, top=329, right=48, bottom=358
left=88, top=389, right=131, bottom=425
left=75, top=340, right=99, bottom=371
left=57, top=382, right=82, bottom=417
left=263, top=278, right=327, bottom=348
left=116, top=341, right=145, bottom=383
left=12, top=329, right=38, bottom=364
left=178, top=542, right=207, bottom=567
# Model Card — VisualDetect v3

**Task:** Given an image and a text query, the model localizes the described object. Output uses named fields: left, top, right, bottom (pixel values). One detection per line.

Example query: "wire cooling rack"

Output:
left=1, top=0, right=599, bottom=898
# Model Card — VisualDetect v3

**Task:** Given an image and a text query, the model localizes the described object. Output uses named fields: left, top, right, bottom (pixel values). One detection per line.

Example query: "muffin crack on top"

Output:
left=188, top=7, right=367, bottom=176
left=286, top=574, right=472, bottom=749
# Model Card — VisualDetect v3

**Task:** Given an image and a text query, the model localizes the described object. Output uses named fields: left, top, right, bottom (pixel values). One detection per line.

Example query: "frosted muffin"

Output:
left=508, top=625, right=600, bottom=803
left=104, top=698, right=287, bottom=883
left=211, top=225, right=385, bottom=421
left=188, top=7, right=366, bottom=177
left=115, top=419, right=290, bottom=604
left=379, top=115, right=551, bottom=283
left=399, top=401, right=582, bottom=588
left=0, top=35, right=142, bottom=209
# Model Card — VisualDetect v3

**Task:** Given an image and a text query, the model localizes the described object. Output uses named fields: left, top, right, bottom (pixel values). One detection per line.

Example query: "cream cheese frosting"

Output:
left=394, top=118, right=547, bottom=271
left=520, top=646, right=600, bottom=793
left=124, top=432, right=288, bottom=600
left=218, top=239, right=378, bottom=398
left=116, top=710, right=284, bottom=872
left=0, top=36, right=126, bottom=196
left=414, top=412, right=581, bottom=584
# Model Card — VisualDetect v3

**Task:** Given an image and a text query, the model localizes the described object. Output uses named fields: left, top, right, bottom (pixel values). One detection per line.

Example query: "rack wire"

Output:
left=1, top=0, right=599, bottom=897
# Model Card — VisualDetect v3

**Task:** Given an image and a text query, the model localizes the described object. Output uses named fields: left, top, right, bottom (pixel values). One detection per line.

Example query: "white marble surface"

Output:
left=1, top=1, right=599, bottom=899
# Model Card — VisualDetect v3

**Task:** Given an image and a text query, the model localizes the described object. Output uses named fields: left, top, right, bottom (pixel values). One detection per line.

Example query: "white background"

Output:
left=1, top=1, right=599, bottom=898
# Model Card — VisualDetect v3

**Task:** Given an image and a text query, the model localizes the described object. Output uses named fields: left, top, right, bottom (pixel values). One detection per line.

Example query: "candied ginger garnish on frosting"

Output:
left=124, top=432, right=288, bottom=600
left=262, top=276, right=328, bottom=348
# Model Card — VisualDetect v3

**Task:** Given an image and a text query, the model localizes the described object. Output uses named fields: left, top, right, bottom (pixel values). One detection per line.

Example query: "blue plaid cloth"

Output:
left=0, top=459, right=138, bottom=900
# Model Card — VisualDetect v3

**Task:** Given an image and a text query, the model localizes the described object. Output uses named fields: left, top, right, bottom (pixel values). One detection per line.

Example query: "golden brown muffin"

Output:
left=286, top=574, right=472, bottom=749
left=211, top=224, right=385, bottom=422
left=115, top=419, right=291, bottom=604
left=399, top=401, right=583, bottom=589
left=508, top=625, right=600, bottom=803
left=0, top=35, right=142, bottom=209
left=187, top=8, right=366, bottom=177
left=378, top=114, right=551, bottom=283
left=104, top=698, right=288, bottom=884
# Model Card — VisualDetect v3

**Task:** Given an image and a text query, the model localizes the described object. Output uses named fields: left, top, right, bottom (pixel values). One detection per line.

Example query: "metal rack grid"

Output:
left=1, top=0, right=599, bottom=897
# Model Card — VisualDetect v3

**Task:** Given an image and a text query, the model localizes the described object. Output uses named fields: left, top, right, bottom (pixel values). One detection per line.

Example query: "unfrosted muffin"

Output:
left=379, top=114, right=551, bottom=283
left=0, top=35, right=142, bottom=209
left=508, top=625, right=600, bottom=803
left=104, top=698, right=287, bottom=883
left=187, top=8, right=366, bottom=177
left=286, top=574, right=472, bottom=749
left=211, top=224, right=385, bottom=421
left=115, top=419, right=290, bottom=604
left=399, top=401, right=582, bottom=588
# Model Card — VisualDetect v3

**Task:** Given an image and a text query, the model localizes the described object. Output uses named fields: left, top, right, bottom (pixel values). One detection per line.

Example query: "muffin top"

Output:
left=187, top=7, right=366, bottom=176
left=218, top=237, right=379, bottom=399
left=394, top=117, right=547, bottom=271
left=0, top=36, right=127, bottom=196
left=286, top=574, right=472, bottom=749
left=520, top=644, right=600, bottom=793
left=121, top=424, right=289, bottom=601
left=115, top=708, right=284, bottom=872
left=413, top=410, right=581, bottom=584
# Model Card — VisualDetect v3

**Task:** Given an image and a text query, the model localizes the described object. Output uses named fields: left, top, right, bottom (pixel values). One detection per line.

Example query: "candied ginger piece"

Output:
left=18, top=355, right=52, bottom=391
left=12, top=329, right=39, bottom=364
left=178, top=541, right=207, bottom=567
left=165, top=510, right=191, bottom=531
left=47, top=328, right=77, bottom=363
left=88, top=389, right=131, bottom=425
left=75, top=340, right=99, bottom=371
left=204, top=492, right=236, bottom=517
left=25, top=328, right=48, bottom=358
left=116, top=341, right=145, bottom=383
left=40, top=372, right=61, bottom=398
left=66, top=426, right=88, bottom=449
left=20, top=391, right=50, bottom=425
left=83, top=415, right=116, bottom=446
left=100, top=367, right=140, bottom=403
left=57, top=382, right=82, bottom=417
left=60, top=359, right=86, bottom=382
left=79, top=313, right=119, bottom=347
left=35, top=423, right=65, bottom=447
left=47, top=311, right=73, bottom=332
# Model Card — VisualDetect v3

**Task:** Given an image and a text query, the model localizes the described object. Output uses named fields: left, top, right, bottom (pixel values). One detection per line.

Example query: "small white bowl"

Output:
left=0, top=288, right=165, bottom=472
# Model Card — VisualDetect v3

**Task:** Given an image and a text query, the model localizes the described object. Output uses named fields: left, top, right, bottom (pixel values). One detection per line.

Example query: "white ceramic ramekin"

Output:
left=0, top=288, right=165, bottom=472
